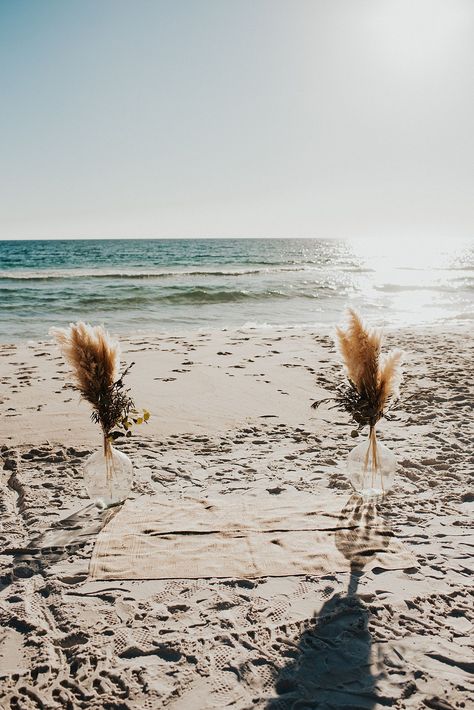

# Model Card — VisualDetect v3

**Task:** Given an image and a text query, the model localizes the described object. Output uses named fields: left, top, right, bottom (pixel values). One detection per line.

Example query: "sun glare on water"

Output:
left=343, top=237, right=473, bottom=327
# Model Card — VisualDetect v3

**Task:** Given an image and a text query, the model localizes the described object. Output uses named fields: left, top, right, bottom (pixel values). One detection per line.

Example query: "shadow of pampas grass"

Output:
left=267, top=494, right=393, bottom=710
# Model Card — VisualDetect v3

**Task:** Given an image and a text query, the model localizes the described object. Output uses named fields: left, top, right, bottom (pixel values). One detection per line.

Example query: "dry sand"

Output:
left=0, top=326, right=472, bottom=709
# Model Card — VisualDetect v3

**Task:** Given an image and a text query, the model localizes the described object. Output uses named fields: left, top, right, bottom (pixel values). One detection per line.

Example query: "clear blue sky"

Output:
left=0, top=0, right=473, bottom=239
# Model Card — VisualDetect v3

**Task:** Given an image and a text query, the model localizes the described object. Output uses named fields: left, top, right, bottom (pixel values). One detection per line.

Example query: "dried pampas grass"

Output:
left=313, top=309, right=403, bottom=430
left=50, top=322, right=140, bottom=438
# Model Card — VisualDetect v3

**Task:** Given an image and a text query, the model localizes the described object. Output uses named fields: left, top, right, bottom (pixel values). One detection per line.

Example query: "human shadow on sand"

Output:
left=267, top=493, right=393, bottom=710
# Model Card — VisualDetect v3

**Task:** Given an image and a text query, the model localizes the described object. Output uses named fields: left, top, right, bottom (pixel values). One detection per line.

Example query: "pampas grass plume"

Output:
left=49, top=322, right=120, bottom=409
left=49, top=321, right=132, bottom=437
left=336, top=308, right=381, bottom=399
left=335, top=309, right=403, bottom=426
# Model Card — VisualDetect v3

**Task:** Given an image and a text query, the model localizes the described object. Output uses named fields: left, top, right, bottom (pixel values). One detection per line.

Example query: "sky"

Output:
left=0, top=0, right=473, bottom=240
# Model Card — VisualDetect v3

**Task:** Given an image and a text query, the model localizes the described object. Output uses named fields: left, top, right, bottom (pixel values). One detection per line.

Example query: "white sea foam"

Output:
left=0, top=265, right=308, bottom=280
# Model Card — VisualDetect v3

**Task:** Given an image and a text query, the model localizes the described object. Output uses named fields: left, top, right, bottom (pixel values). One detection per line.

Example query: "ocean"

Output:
left=0, top=238, right=472, bottom=342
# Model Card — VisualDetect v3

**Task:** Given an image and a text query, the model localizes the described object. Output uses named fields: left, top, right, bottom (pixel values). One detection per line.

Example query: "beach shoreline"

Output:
left=2, top=237, right=473, bottom=342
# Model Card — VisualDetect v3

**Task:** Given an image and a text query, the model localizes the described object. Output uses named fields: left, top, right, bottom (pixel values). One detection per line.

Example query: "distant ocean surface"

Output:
left=0, top=238, right=473, bottom=341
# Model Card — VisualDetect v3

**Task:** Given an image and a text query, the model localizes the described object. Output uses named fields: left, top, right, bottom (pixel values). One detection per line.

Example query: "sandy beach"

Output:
left=0, top=325, right=472, bottom=709
left=2, top=0, right=474, bottom=704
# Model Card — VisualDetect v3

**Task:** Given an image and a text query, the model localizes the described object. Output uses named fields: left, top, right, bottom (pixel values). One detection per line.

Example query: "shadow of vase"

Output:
left=1, top=503, right=121, bottom=591
left=267, top=493, right=392, bottom=710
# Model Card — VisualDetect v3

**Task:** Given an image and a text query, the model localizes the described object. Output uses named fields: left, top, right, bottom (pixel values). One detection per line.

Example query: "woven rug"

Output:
left=89, top=489, right=416, bottom=580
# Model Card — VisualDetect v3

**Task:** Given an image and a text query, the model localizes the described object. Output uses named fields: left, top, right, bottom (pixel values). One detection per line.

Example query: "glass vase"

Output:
left=83, top=436, right=133, bottom=508
left=346, top=427, right=396, bottom=497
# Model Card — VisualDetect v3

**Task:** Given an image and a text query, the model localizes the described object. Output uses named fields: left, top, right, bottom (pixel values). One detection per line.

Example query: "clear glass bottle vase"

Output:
left=83, top=435, right=133, bottom=508
left=346, top=426, right=396, bottom=497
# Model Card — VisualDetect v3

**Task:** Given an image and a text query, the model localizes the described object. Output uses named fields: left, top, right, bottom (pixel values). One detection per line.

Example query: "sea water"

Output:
left=0, top=237, right=472, bottom=341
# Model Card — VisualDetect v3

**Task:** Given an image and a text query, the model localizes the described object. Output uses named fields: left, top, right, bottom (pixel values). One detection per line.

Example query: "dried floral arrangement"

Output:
left=50, top=322, right=149, bottom=446
left=312, top=309, right=403, bottom=435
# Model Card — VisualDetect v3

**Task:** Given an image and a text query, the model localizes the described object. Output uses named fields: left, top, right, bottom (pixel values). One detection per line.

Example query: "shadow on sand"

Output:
left=1, top=503, right=121, bottom=591
left=267, top=493, right=392, bottom=710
